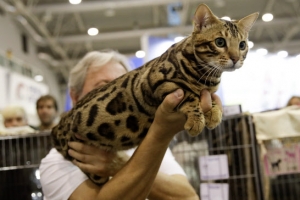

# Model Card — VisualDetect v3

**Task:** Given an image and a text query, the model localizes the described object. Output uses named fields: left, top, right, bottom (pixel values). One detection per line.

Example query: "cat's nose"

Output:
left=230, top=56, right=239, bottom=64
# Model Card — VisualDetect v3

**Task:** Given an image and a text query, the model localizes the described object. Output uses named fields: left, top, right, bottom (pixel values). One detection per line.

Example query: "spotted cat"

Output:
left=52, top=4, right=258, bottom=185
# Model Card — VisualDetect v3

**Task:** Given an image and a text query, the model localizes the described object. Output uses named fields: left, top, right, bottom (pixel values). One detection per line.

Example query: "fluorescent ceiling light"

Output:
left=135, top=50, right=145, bottom=58
left=88, top=28, right=99, bottom=36
left=69, top=0, right=81, bottom=5
left=262, top=13, right=273, bottom=22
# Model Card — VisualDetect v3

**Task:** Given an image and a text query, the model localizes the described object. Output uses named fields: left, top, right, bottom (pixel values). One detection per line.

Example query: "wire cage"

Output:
left=252, top=107, right=300, bottom=200
left=0, top=132, right=52, bottom=170
left=171, top=114, right=263, bottom=200
left=259, top=137, right=300, bottom=200
left=0, top=132, right=52, bottom=200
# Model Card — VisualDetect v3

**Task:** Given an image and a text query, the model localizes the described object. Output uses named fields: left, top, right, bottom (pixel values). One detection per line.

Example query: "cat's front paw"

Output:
left=204, top=104, right=222, bottom=129
left=184, top=112, right=205, bottom=136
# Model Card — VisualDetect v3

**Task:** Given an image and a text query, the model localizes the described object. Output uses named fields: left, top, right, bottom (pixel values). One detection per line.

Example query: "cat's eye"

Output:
left=239, top=41, right=246, bottom=50
left=215, top=38, right=226, bottom=47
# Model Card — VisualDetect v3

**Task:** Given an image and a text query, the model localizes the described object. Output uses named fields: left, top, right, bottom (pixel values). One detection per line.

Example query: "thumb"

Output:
left=161, top=89, right=184, bottom=113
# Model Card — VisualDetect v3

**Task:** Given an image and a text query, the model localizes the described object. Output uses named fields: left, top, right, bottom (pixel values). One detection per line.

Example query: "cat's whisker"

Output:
left=204, top=67, right=217, bottom=85
left=208, top=68, right=217, bottom=85
left=196, top=66, right=214, bottom=84
left=211, top=67, right=220, bottom=84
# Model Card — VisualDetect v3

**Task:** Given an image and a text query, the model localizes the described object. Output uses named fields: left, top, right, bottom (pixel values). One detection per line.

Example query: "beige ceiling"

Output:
left=1, top=0, right=300, bottom=83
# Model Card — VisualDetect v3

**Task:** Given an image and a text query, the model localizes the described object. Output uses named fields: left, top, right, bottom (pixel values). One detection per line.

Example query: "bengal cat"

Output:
left=51, top=4, right=258, bottom=185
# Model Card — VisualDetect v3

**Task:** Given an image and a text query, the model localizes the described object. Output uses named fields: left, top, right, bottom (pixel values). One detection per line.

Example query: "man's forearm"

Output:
left=96, top=126, right=174, bottom=200
left=148, top=173, right=199, bottom=200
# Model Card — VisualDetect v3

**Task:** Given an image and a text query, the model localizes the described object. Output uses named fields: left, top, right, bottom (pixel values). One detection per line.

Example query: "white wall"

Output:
left=221, top=52, right=300, bottom=113
left=0, top=13, right=64, bottom=124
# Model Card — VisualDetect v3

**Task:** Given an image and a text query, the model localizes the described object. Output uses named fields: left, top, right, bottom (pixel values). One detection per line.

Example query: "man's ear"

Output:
left=70, top=89, right=79, bottom=106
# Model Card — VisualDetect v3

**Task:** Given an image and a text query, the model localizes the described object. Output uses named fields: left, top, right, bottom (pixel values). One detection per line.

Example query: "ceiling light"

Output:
left=87, top=28, right=99, bottom=36
left=256, top=48, right=268, bottom=56
left=174, top=36, right=185, bottom=43
left=248, top=41, right=254, bottom=49
left=34, top=75, right=43, bottom=82
left=135, top=50, right=145, bottom=58
left=277, top=51, right=288, bottom=58
left=69, top=0, right=81, bottom=5
left=262, top=13, right=273, bottom=22
left=296, top=54, right=300, bottom=59
left=221, top=16, right=231, bottom=21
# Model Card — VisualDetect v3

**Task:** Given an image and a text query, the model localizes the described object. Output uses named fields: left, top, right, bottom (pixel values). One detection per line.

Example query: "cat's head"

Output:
left=192, top=4, right=258, bottom=72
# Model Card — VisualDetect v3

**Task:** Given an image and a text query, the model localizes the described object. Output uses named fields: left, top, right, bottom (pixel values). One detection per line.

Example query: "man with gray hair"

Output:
left=40, top=50, right=222, bottom=199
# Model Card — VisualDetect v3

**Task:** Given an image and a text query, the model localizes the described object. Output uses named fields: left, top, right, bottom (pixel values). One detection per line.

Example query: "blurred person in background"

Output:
left=286, top=96, right=300, bottom=106
left=40, top=50, right=221, bottom=200
left=0, top=105, right=41, bottom=199
left=36, top=95, right=58, bottom=131
left=1, top=105, right=28, bottom=128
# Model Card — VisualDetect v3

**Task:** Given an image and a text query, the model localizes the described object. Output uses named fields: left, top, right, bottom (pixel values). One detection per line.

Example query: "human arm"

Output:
left=146, top=90, right=221, bottom=200
left=69, top=89, right=188, bottom=199
left=68, top=90, right=221, bottom=200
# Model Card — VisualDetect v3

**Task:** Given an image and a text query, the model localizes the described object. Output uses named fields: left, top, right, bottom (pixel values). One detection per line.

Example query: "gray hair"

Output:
left=68, top=50, right=132, bottom=96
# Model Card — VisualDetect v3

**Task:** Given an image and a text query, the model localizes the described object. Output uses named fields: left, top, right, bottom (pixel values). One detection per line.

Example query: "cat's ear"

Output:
left=237, top=13, right=259, bottom=32
left=193, top=4, right=219, bottom=32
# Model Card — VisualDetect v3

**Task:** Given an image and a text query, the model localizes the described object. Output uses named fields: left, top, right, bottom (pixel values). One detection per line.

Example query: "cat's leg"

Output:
left=153, top=82, right=205, bottom=136
left=204, top=100, right=222, bottom=129
left=178, top=93, right=205, bottom=136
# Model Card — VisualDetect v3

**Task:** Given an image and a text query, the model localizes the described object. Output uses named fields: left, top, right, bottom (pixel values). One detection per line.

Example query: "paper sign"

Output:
left=199, top=154, right=229, bottom=180
left=200, top=183, right=229, bottom=200
left=264, top=143, right=300, bottom=176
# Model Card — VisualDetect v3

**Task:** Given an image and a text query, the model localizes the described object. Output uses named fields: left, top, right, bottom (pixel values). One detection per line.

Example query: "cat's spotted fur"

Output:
left=52, top=4, right=258, bottom=185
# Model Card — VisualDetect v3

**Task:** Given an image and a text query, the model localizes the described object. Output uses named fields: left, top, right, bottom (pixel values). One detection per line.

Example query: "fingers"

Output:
left=200, top=90, right=212, bottom=113
left=211, top=93, right=223, bottom=112
left=200, top=90, right=223, bottom=113
left=72, top=159, right=108, bottom=176
left=160, top=89, right=184, bottom=113
left=68, top=142, right=115, bottom=163
left=68, top=141, right=95, bottom=155
left=68, top=148, right=89, bottom=162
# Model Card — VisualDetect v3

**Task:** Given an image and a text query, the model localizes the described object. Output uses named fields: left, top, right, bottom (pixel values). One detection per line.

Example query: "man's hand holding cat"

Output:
left=151, top=89, right=222, bottom=140
left=200, top=90, right=223, bottom=114
left=68, top=136, right=129, bottom=177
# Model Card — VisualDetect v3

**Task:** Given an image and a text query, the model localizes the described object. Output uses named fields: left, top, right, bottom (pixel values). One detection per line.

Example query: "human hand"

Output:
left=200, top=90, right=223, bottom=114
left=68, top=134, right=129, bottom=177
left=151, top=89, right=222, bottom=140
left=151, top=89, right=187, bottom=139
